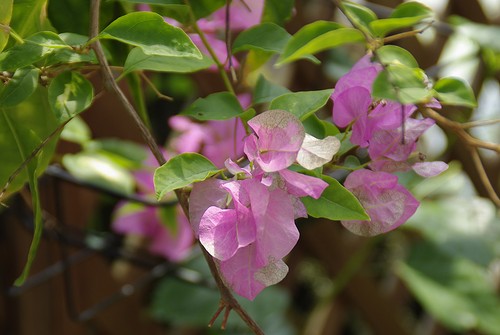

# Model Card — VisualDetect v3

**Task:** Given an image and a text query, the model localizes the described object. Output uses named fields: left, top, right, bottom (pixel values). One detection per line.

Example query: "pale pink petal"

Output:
left=212, top=0, right=265, bottom=31
left=369, top=102, right=416, bottom=131
left=342, top=169, right=419, bottom=236
left=189, top=179, right=229, bottom=236
left=297, top=134, right=340, bottom=169
left=218, top=245, right=267, bottom=300
left=412, top=161, right=448, bottom=177
left=112, top=202, right=158, bottom=236
left=199, top=207, right=241, bottom=261
left=278, top=169, right=328, bottom=199
left=368, top=118, right=435, bottom=161
left=246, top=110, right=305, bottom=172
left=332, top=87, right=371, bottom=128
left=203, top=118, right=246, bottom=168
left=225, top=158, right=251, bottom=176
left=189, top=33, right=239, bottom=69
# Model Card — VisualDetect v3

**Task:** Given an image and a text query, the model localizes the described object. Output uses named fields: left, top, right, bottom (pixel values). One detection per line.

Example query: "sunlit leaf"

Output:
left=433, top=77, right=477, bottom=108
left=277, top=21, right=364, bottom=65
left=302, top=175, right=369, bottom=220
left=376, top=45, right=419, bottom=68
left=123, top=47, right=213, bottom=74
left=154, top=153, right=220, bottom=200
left=48, top=71, right=94, bottom=123
left=372, top=63, right=432, bottom=104
left=98, top=12, right=201, bottom=58
left=370, top=2, right=433, bottom=37
left=0, top=0, right=13, bottom=52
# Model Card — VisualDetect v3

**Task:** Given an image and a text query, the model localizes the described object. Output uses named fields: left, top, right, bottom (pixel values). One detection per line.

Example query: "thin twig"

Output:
left=461, top=118, right=500, bottom=129
left=383, top=20, right=435, bottom=44
left=139, top=72, right=174, bottom=101
left=89, top=2, right=263, bottom=334
left=420, top=107, right=500, bottom=207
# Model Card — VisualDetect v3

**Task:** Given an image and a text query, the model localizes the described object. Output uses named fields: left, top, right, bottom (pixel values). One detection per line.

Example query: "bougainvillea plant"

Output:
left=2, top=0, right=497, bottom=333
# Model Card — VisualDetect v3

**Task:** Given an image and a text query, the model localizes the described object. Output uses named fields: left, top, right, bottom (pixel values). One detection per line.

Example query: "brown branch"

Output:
left=421, top=107, right=500, bottom=207
left=89, top=1, right=263, bottom=333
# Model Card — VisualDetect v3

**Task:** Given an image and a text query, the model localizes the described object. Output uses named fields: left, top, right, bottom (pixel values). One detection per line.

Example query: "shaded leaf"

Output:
left=370, top=2, right=433, bottom=37
left=253, top=74, right=291, bottom=104
left=269, top=89, right=333, bottom=120
left=233, top=23, right=291, bottom=54
left=154, top=153, right=220, bottom=200
left=181, top=92, right=246, bottom=121
left=0, top=0, right=13, bottom=52
left=261, top=0, right=294, bottom=26
left=0, top=66, right=39, bottom=107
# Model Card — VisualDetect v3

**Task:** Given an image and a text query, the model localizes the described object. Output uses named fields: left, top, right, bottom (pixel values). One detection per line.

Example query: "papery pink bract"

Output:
left=245, top=110, right=305, bottom=172
left=278, top=169, right=328, bottom=199
left=341, top=169, right=419, bottom=236
left=368, top=118, right=435, bottom=161
left=189, top=178, right=229, bottom=236
left=412, top=161, right=449, bottom=177
left=212, top=0, right=265, bottom=31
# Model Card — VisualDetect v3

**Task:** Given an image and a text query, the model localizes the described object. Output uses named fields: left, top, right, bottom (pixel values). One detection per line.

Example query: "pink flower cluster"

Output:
left=331, top=54, right=448, bottom=236
left=189, top=110, right=333, bottom=300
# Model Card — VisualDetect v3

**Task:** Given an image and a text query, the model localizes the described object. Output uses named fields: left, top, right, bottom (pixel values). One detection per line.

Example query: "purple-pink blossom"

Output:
left=341, top=169, right=419, bottom=236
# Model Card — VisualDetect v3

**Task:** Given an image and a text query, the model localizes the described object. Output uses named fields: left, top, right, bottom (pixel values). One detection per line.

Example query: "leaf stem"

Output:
left=0, top=23, right=24, bottom=44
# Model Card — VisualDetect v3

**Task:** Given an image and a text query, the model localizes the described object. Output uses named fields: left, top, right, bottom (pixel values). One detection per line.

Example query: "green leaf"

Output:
left=269, top=89, right=333, bottom=120
left=181, top=92, right=246, bottom=121
left=302, top=175, right=369, bottom=221
left=10, top=0, right=54, bottom=38
left=48, top=71, right=94, bottom=123
left=450, top=16, right=500, bottom=52
left=98, top=12, right=202, bottom=58
left=44, top=33, right=99, bottom=66
left=376, top=45, right=419, bottom=68
left=261, top=0, right=294, bottom=26
left=0, top=31, right=69, bottom=71
left=253, top=74, right=290, bottom=104
left=341, top=1, right=377, bottom=35
left=0, top=87, right=58, bottom=199
left=232, top=23, right=291, bottom=54
left=0, top=66, right=39, bottom=107
left=123, top=47, right=213, bottom=75
left=433, top=77, right=477, bottom=108
left=398, top=241, right=500, bottom=334
left=62, top=152, right=136, bottom=195
left=372, top=63, right=432, bottom=104
left=370, top=2, right=433, bottom=37
left=277, top=21, right=364, bottom=65
left=84, top=138, right=147, bottom=168
left=154, top=153, right=220, bottom=200
left=0, top=0, right=13, bottom=52
left=60, top=116, right=92, bottom=145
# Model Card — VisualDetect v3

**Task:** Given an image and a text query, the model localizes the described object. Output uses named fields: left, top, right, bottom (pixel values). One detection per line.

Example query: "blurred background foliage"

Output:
left=1, top=0, right=500, bottom=334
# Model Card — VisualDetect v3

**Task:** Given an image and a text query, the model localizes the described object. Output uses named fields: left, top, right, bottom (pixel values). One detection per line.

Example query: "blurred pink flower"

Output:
left=341, top=169, right=419, bottom=236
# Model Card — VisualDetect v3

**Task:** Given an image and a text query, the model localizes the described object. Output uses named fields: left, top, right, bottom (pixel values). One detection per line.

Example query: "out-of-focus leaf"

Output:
left=269, top=89, right=333, bottom=120
left=123, top=47, right=213, bottom=75
left=98, top=12, right=201, bottom=58
left=0, top=0, right=13, bottom=52
left=48, top=71, right=93, bottom=123
left=433, top=77, right=477, bottom=108
left=0, top=88, right=58, bottom=199
left=62, top=152, right=136, bottom=195
left=261, top=0, right=294, bottom=26
left=181, top=92, right=246, bottom=121
left=370, top=2, right=433, bottom=37
left=398, top=241, right=500, bottom=334
left=60, top=116, right=91, bottom=145
left=84, top=139, right=147, bottom=168
left=0, top=66, right=39, bottom=107
left=154, top=153, right=220, bottom=200
left=10, top=0, right=54, bottom=38
left=277, top=21, right=364, bottom=65
left=450, top=16, right=500, bottom=52
left=233, top=23, right=291, bottom=54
